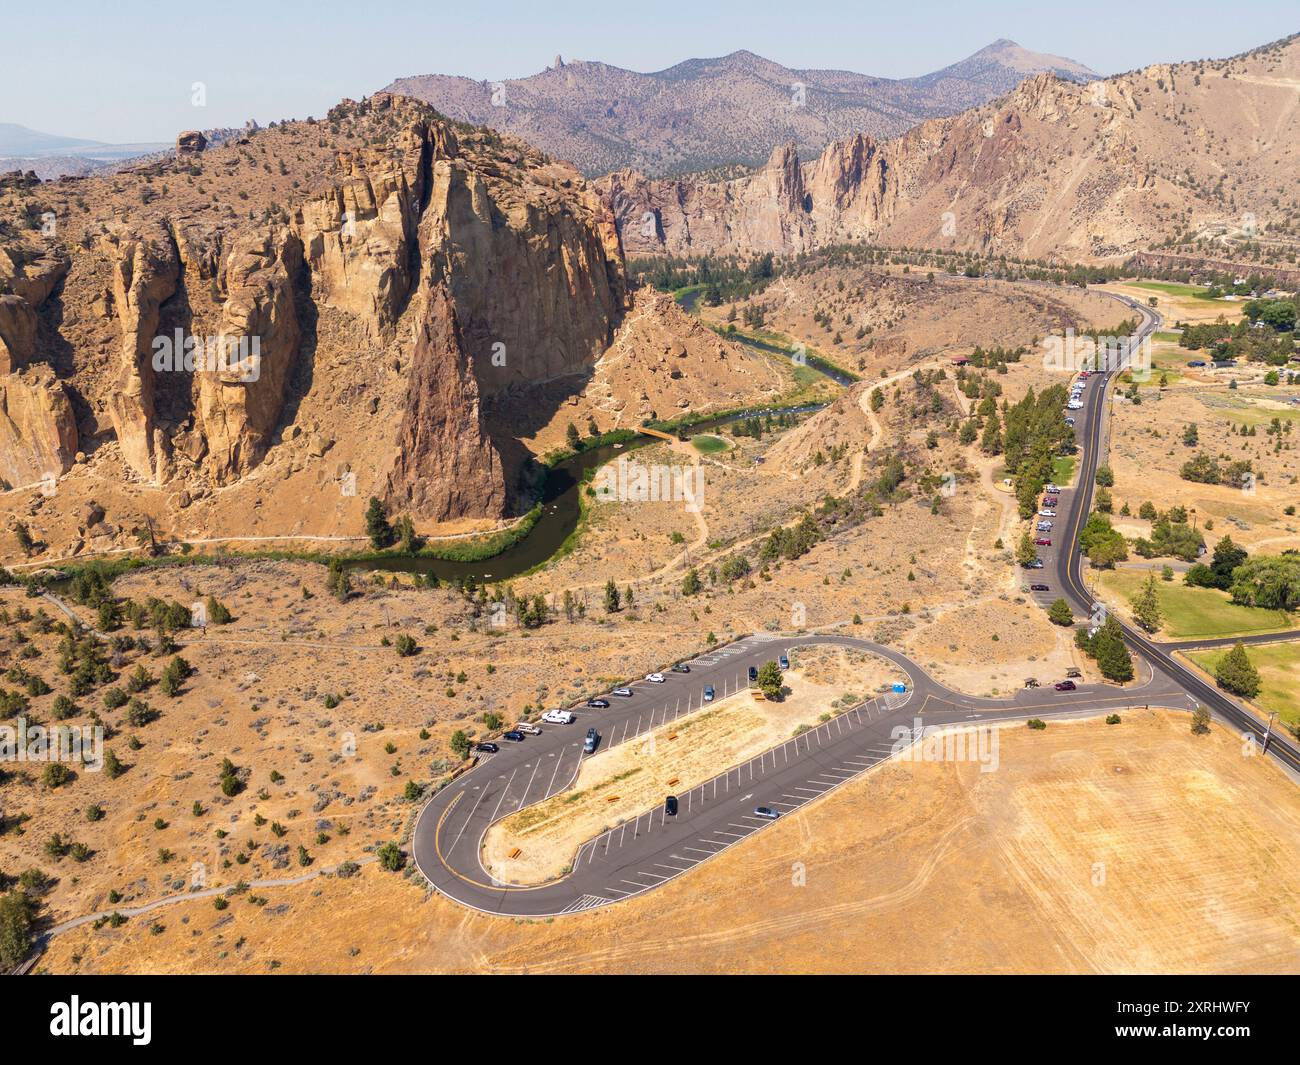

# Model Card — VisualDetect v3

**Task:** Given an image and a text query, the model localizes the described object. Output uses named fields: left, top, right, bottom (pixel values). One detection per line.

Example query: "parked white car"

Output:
left=645, top=672, right=666, bottom=683
left=514, top=722, right=541, bottom=735
left=541, top=709, right=574, bottom=725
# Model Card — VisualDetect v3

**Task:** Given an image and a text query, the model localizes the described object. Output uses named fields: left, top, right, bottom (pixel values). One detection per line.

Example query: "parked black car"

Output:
left=473, top=742, right=499, bottom=754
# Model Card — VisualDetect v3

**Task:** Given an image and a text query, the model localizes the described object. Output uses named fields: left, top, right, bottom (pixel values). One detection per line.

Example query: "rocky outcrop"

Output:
left=0, top=92, right=732, bottom=537
left=0, top=245, right=70, bottom=309
left=101, top=223, right=180, bottom=483
left=0, top=244, right=70, bottom=372
left=0, top=295, right=36, bottom=374
left=295, top=123, right=443, bottom=337
left=422, top=151, right=627, bottom=395
left=194, top=228, right=303, bottom=484
left=601, top=143, right=815, bottom=257
left=0, top=366, right=78, bottom=488
left=383, top=284, right=508, bottom=520
left=176, top=131, right=207, bottom=154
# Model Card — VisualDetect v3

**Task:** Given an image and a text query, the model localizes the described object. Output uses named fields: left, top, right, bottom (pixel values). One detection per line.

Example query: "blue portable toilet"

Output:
left=892, top=682, right=907, bottom=694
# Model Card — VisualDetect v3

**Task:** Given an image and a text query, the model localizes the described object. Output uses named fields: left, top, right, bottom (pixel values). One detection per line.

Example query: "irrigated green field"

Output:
left=1097, top=568, right=1295, bottom=639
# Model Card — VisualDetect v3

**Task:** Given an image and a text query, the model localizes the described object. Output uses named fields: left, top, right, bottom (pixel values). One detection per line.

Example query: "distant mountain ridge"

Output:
left=0, top=123, right=105, bottom=156
left=597, top=33, right=1300, bottom=263
left=384, top=39, right=1096, bottom=176
left=0, top=123, right=170, bottom=180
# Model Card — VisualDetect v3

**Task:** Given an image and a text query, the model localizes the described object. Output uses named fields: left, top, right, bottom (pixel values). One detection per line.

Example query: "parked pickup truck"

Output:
left=541, top=709, right=575, bottom=725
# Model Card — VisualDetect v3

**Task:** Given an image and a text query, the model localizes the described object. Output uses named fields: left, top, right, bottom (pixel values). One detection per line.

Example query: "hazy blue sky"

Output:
left=4, top=1, right=1296, bottom=143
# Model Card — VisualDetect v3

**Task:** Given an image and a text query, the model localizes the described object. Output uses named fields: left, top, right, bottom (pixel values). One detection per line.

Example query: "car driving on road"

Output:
left=778, top=653, right=790, bottom=670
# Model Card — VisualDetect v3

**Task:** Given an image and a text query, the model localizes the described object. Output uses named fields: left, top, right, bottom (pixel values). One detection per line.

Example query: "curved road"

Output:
left=410, top=286, right=1297, bottom=917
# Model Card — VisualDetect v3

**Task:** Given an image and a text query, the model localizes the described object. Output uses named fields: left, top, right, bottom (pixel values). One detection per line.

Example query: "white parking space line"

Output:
left=485, top=767, right=519, bottom=826
left=519, top=757, right=543, bottom=806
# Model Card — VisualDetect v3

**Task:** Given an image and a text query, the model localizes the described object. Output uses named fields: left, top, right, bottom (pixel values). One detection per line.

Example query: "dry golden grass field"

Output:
left=38, top=709, right=1300, bottom=975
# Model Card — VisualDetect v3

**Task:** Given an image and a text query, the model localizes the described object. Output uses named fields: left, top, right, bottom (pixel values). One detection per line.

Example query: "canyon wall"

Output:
left=1, top=94, right=630, bottom=523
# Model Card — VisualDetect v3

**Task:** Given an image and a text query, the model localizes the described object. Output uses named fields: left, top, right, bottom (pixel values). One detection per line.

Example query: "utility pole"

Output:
left=1262, top=711, right=1278, bottom=757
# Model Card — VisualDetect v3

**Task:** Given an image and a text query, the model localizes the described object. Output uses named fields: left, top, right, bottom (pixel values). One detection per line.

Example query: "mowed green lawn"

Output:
left=1097, top=569, right=1296, bottom=639
left=1187, top=643, right=1300, bottom=727
left=1052, top=455, right=1076, bottom=486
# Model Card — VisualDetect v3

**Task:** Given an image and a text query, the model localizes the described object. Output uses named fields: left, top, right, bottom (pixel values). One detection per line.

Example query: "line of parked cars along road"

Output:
left=471, top=651, right=798, bottom=821
left=1015, top=372, right=1091, bottom=698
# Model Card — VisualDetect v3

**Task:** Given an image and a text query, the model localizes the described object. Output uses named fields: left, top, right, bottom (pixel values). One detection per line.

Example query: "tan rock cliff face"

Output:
left=0, top=246, right=70, bottom=372
left=382, top=283, right=506, bottom=520
left=0, top=295, right=37, bottom=374
left=195, top=228, right=303, bottom=485
left=102, top=223, right=181, bottom=483
left=422, top=151, right=626, bottom=397
left=0, top=243, right=76, bottom=477
left=0, top=94, right=639, bottom=528
left=0, top=366, right=78, bottom=488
